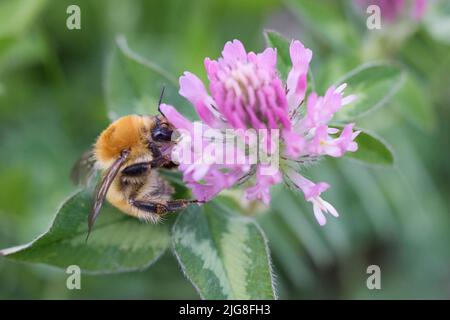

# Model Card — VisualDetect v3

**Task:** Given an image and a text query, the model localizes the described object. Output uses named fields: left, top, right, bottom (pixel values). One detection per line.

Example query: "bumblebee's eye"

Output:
left=152, top=126, right=173, bottom=142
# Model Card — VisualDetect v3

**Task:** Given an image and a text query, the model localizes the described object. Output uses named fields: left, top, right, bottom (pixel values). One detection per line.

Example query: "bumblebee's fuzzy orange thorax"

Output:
left=95, top=115, right=154, bottom=169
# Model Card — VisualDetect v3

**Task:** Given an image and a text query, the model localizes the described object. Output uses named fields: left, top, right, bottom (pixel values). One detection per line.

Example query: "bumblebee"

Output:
left=71, top=89, right=199, bottom=238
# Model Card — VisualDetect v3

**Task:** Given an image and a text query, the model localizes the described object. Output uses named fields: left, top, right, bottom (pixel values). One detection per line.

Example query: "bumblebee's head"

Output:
left=151, top=115, right=174, bottom=143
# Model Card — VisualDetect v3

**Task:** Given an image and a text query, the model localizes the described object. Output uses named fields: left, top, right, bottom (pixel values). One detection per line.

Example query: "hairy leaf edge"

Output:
left=0, top=190, right=168, bottom=275
left=334, top=61, right=406, bottom=120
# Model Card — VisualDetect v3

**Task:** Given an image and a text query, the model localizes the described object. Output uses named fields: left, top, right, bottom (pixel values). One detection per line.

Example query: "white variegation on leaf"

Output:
left=172, top=203, right=277, bottom=300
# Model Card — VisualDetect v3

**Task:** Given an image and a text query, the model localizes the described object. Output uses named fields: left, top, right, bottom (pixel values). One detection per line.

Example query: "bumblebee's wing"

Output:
left=70, top=149, right=97, bottom=187
left=87, top=149, right=130, bottom=240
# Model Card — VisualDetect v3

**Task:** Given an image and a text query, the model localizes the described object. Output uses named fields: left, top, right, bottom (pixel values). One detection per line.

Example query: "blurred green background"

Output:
left=0, top=0, right=449, bottom=299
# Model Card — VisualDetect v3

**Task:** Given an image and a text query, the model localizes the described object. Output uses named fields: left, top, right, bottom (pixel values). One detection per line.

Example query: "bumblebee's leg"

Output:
left=121, top=162, right=150, bottom=176
left=149, top=141, right=163, bottom=158
left=150, top=156, right=176, bottom=169
left=165, top=199, right=202, bottom=212
left=148, top=141, right=176, bottom=169
left=130, top=199, right=201, bottom=214
left=130, top=199, right=168, bottom=215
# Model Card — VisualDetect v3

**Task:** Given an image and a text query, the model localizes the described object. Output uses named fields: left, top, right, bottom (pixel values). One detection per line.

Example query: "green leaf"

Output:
left=172, top=202, right=276, bottom=300
left=345, top=128, right=394, bottom=166
left=0, top=31, right=47, bottom=74
left=104, top=35, right=195, bottom=121
left=393, top=74, right=435, bottom=132
left=264, top=30, right=291, bottom=81
left=334, top=62, right=405, bottom=121
left=0, top=190, right=170, bottom=273
left=0, top=0, right=47, bottom=39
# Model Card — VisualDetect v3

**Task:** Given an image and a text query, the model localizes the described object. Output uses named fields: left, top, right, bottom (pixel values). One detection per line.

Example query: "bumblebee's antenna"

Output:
left=158, top=86, right=166, bottom=117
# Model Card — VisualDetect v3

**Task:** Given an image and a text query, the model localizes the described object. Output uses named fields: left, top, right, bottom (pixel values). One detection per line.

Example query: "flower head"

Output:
left=204, top=40, right=290, bottom=131
left=355, top=0, right=427, bottom=22
left=164, top=39, right=359, bottom=225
